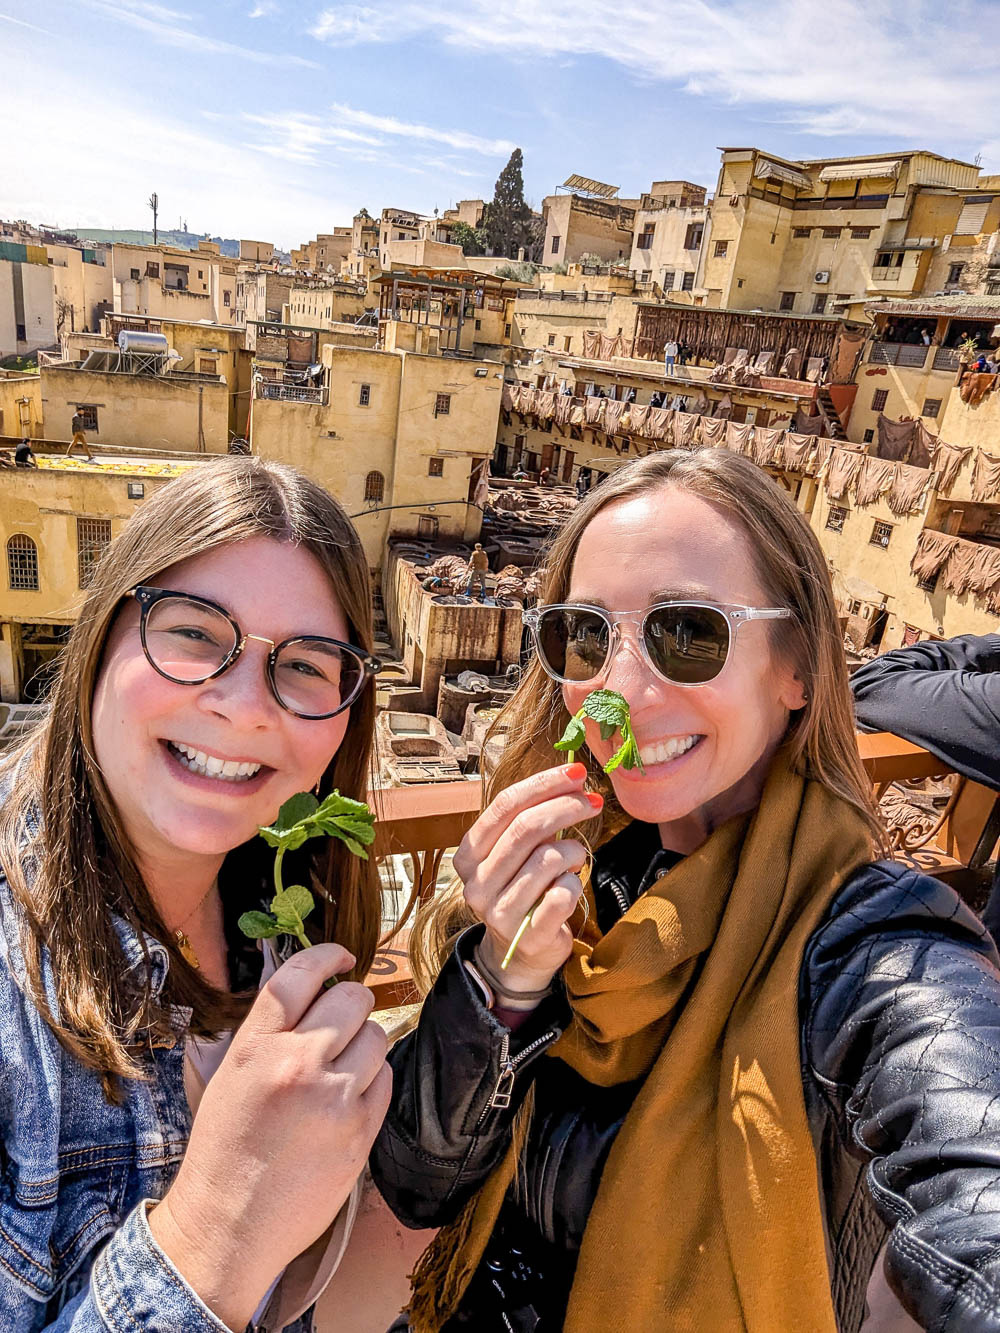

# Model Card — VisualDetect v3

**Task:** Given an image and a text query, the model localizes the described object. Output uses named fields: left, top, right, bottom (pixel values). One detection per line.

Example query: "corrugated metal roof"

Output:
left=865, top=294, right=1000, bottom=318
left=819, top=160, right=900, bottom=182
left=562, top=174, right=619, bottom=198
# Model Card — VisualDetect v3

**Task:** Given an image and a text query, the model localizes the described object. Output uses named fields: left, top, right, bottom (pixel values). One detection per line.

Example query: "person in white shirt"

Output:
left=663, top=339, right=679, bottom=375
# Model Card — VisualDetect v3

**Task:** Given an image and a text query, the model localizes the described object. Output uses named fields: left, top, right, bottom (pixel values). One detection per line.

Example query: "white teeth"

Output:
left=167, top=742, right=262, bottom=782
left=639, top=735, right=700, bottom=767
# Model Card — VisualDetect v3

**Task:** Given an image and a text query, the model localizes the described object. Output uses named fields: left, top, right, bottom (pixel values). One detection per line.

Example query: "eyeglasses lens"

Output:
left=144, top=596, right=238, bottom=682
left=538, top=608, right=610, bottom=682
left=272, top=639, right=364, bottom=718
left=643, top=605, right=730, bottom=683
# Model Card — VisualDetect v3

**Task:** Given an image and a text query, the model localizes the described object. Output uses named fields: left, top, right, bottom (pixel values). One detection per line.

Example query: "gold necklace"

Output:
left=172, top=879, right=218, bottom=971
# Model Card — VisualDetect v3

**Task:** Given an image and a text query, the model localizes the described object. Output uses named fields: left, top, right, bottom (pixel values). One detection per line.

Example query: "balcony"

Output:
left=255, top=381, right=327, bottom=405
left=365, top=734, right=998, bottom=1008
left=933, top=346, right=962, bottom=372
left=868, top=342, right=929, bottom=368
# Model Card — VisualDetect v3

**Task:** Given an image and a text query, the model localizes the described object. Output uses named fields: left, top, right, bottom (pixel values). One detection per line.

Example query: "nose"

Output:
left=600, top=622, right=675, bottom=708
left=195, top=639, right=279, bottom=729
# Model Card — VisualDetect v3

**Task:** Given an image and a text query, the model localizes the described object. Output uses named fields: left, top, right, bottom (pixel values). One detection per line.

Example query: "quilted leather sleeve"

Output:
left=370, top=925, right=568, bottom=1230
left=806, top=861, right=1000, bottom=1332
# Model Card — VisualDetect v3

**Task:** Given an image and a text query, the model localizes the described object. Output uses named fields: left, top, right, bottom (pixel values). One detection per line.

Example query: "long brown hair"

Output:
left=0, top=457, right=379, bottom=1096
left=412, top=448, right=883, bottom=993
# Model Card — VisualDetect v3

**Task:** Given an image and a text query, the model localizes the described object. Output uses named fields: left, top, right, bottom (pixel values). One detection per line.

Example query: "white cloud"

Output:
left=78, top=0, right=318, bottom=67
left=328, top=103, right=515, bottom=156
left=310, top=0, right=996, bottom=161
left=248, top=0, right=278, bottom=14
left=240, top=110, right=384, bottom=164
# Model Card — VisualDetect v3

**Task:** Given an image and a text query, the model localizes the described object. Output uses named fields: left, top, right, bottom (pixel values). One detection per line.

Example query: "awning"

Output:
left=819, top=160, right=900, bottom=182
left=753, top=158, right=812, bottom=190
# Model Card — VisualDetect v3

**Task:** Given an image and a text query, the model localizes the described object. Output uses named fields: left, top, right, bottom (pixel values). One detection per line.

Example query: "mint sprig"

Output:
left=238, top=791, right=376, bottom=970
left=553, top=688, right=644, bottom=774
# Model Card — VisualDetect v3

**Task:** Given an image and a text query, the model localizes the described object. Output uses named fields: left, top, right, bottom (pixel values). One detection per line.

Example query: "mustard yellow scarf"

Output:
left=409, top=752, right=873, bottom=1331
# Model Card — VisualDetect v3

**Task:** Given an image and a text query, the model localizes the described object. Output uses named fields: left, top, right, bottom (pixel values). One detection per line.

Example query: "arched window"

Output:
left=7, top=534, right=39, bottom=591
left=364, top=470, right=385, bottom=504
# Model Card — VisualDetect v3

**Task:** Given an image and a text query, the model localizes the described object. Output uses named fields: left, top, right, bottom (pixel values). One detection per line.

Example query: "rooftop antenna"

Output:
left=148, top=192, right=159, bottom=246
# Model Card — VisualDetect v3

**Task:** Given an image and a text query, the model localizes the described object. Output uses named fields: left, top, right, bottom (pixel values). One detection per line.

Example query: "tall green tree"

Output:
left=451, top=221, right=486, bottom=256
left=483, top=148, right=533, bottom=259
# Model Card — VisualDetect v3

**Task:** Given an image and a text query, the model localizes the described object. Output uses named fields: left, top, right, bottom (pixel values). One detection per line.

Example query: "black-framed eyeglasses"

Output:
left=128, top=585, right=380, bottom=720
left=522, top=601, right=793, bottom=688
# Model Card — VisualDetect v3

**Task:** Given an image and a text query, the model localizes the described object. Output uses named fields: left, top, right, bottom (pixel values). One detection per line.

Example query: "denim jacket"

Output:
left=0, top=796, right=307, bottom=1332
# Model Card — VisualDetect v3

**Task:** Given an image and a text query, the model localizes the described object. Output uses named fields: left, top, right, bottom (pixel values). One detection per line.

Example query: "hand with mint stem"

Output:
left=238, top=792, right=376, bottom=974
left=501, top=688, right=641, bottom=971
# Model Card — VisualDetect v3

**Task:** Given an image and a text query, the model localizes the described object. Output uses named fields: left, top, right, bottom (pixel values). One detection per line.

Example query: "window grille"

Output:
left=713, top=240, right=728, bottom=257
left=434, top=393, right=451, bottom=416
left=77, top=405, right=99, bottom=430
left=359, top=383, right=371, bottom=406
left=825, top=505, right=848, bottom=533
left=870, top=520, right=893, bottom=548
left=850, top=227, right=874, bottom=239
left=822, top=227, right=841, bottom=239
left=7, top=535, right=38, bottom=591
left=428, top=457, right=444, bottom=476
left=863, top=428, right=875, bottom=443
left=793, top=228, right=811, bottom=239
left=921, top=398, right=942, bottom=418
left=681, top=272, right=695, bottom=291
left=779, top=291, right=796, bottom=311
left=812, top=294, right=828, bottom=314
left=363, top=471, right=384, bottom=503
left=917, top=572, right=939, bottom=593
left=77, top=518, right=111, bottom=589
left=871, top=389, right=889, bottom=411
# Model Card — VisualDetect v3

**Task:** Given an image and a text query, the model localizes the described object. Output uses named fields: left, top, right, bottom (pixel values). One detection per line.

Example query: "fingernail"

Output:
left=586, top=792, right=604, bottom=809
left=564, top=762, right=587, bottom=781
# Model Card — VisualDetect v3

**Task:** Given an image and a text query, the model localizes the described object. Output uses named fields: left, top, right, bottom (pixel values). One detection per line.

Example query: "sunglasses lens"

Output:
left=272, top=639, right=366, bottom=718
left=644, top=604, right=730, bottom=684
left=143, top=596, right=237, bottom=682
left=537, top=608, right=610, bottom=682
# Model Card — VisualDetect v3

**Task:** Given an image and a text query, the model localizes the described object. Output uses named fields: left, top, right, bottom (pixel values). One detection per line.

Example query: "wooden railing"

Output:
left=367, top=736, right=1000, bottom=1007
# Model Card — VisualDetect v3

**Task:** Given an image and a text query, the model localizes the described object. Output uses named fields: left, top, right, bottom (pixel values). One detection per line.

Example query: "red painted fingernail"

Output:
left=564, top=762, right=587, bottom=781
left=586, top=792, right=604, bottom=809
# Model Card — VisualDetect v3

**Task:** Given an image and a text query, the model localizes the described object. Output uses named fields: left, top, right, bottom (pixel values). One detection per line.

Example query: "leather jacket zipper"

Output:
left=480, top=1029, right=558, bottom=1122
left=610, top=881, right=631, bottom=918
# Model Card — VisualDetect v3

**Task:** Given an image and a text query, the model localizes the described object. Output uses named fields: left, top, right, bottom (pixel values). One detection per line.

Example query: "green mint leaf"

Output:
left=554, top=715, right=587, bottom=752
left=598, top=719, right=616, bottom=741
left=238, top=910, right=283, bottom=939
left=274, top=792, right=319, bottom=831
left=581, top=689, right=629, bottom=728
left=316, top=813, right=376, bottom=846
left=271, top=885, right=315, bottom=933
left=314, top=791, right=373, bottom=823
left=338, top=835, right=369, bottom=859
left=603, top=740, right=629, bottom=773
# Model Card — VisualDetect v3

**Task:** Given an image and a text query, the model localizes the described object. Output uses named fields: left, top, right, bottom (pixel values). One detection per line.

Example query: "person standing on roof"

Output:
left=663, top=338, right=679, bottom=376
left=66, top=410, right=95, bottom=461
left=465, top=543, right=490, bottom=601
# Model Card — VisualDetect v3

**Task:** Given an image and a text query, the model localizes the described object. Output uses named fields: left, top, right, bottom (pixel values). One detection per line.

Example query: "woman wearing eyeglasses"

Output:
left=0, top=458, right=390, bottom=1331
left=373, top=448, right=1000, bottom=1332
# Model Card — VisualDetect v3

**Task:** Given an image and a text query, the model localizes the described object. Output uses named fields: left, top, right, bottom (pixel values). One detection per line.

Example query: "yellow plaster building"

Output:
left=47, top=242, right=113, bottom=340
left=0, top=373, right=42, bottom=440
left=283, top=279, right=369, bottom=329
left=112, top=240, right=238, bottom=326
left=0, top=243, right=54, bottom=357
left=627, top=182, right=709, bottom=296
left=542, top=183, right=639, bottom=266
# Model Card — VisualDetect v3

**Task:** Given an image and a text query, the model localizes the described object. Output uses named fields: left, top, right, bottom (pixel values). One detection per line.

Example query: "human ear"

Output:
left=779, top=671, right=809, bottom=713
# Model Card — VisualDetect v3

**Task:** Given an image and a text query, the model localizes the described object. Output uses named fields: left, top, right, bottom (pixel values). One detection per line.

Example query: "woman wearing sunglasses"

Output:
left=0, top=458, right=391, bottom=1331
left=373, top=448, right=1000, bottom=1332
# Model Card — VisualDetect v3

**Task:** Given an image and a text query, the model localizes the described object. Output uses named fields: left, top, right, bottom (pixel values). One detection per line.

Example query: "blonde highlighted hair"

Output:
left=411, top=448, right=883, bottom=992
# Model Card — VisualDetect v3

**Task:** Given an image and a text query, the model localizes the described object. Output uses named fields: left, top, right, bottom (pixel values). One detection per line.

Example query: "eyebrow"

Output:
left=572, top=586, right=719, bottom=610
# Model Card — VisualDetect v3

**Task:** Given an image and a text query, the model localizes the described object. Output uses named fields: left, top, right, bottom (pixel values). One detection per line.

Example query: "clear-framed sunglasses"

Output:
left=128, top=585, right=380, bottom=720
left=522, top=601, right=793, bottom=687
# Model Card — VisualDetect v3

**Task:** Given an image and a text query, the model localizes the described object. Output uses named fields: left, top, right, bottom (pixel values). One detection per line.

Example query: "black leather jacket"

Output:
left=371, top=820, right=1000, bottom=1332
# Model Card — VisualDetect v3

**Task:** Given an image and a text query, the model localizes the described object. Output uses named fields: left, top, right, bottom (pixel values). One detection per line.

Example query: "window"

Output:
left=16, top=323, right=25, bottom=342
left=127, top=481, right=145, bottom=499
left=77, top=518, right=111, bottom=589
left=637, top=225, right=655, bottom=251
left=661, top=271, right=675, bottom=290
left=547, top=334, right=556, bottom=346
left=7, top=535, right=38, bottom=591
left=736, top=278, right=745, bottom=289
left=871, top=389, right=889, bottom=411
left=850, top=227, right=873, bottom=239
left=417, top=515, right=439, bottom=540
left=947, top=263, right=965, bottom=285
left=779, top=291, right=796, bottom=311
left=474, top=319, right=482, bottom=331
left=198, top=358, right=217, bottom=375
left=922, top=398, right=942, bottom=418
left=504, top=323, right=511, bottom=338
left=870, top=520, right=893, bottom=548
left=146, top=262, right=160, bottom=278
left=825, top=505, right=848, bottom=533
left=988, top=282, right=1000, bottom=296
left=863, top=428, right=875, bottom=443
left=563, top=336, right=572, bottom=352
left=223, top=291, right=231, bottom=307
left=363, top=470, right=384, bottom=503
left=197, top=270, right=204, bottom=279
left=359, top=383, right=371, bottom=406
left=713, top=239, right=729, bottom=258
left=77, top=404, right=99, bottom=430
left=434, top=393, right=451, bottom=416
left=428, top=457, right=444, bottom=476
left=684, top=223, right=704, bottom=250
left=917, top=571, right=939, bottom=593
left=793, top=228, right=811, bottom=239
left=822, top=227, right=842, bottom=239
left=637, top=270, right=650, bottom=282
left=551, top=235, right=561, bottom=254
left=812, top=293, right=828, bottom=314
left=130, top=268, right=140, bottom=280
left=681, top=272, right=695, bottom=291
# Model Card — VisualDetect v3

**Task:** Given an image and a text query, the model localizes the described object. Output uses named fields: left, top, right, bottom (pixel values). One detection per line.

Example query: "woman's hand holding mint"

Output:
left=149, top=943, right=391, bottom=1332
left=454, top=765, right=600, bottom=998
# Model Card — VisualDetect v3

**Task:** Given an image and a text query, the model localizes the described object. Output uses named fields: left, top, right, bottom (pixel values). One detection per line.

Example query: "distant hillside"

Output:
left=69, top=228, right=241, bottom=257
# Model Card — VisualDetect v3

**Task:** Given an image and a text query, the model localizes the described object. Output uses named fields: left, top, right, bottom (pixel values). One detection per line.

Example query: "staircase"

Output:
left=816, top=387, right=849, bottom=441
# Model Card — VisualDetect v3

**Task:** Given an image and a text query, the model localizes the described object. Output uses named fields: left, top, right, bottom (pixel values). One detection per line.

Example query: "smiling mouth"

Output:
left=165, top=741, right=265, bottom=782
left=638, top=734, right=702, bottom=767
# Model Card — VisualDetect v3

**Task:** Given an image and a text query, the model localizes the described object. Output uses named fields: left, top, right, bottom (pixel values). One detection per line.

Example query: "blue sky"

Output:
left=3, top=0, right=999, bottom=249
